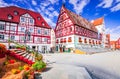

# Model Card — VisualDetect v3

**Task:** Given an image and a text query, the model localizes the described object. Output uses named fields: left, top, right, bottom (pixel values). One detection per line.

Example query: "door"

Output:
left=42, top=46, right=47, bottom=53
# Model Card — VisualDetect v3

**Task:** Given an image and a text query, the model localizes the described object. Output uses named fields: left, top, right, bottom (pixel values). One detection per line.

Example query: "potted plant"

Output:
left=0, top=43, right=7, bottom=58
left=32, top=60, right=46, bottom=72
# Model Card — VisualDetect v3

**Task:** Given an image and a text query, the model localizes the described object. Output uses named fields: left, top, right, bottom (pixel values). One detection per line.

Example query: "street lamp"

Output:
left=24, top=29, right=31, bottom=51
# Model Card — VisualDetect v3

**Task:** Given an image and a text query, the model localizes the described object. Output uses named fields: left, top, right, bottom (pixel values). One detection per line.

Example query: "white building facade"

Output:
left=55, top=5, right=102, bottom=52
left=0, top=6, right=51, bottom=52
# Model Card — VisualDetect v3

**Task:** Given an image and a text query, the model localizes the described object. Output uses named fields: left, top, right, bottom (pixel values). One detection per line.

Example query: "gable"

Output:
left=118, top=38, right=120, bottom=45
left=21, top=13, right=33, bottom=18
left=55, top=5, right=71, bottom=31
left=0, top=6, right=51, bottom=29
left=60, top=5, right=66, bottom=14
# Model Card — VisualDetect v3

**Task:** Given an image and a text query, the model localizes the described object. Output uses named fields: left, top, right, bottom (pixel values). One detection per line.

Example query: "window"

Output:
left=79, top=37, right=82, bottom=43
left=21, top=17, right=25, bottom=22
left=8, top=15, right=13, bottom=20
left=10, top=36, right=15, bottom=40
left=76, top=26, right=78, bottom=31
left=60, top=38, right=63, bottom=43
left=70, top=27, right=72, bottom=31
left=29, top=28, right=33, bottom=32
left=38, top=17, right=40, bottom=20
left=42, top=38, right=47, bottom=42
left=44, top=30, right=48, bottom=35
left=37, top=29, right=41, bottom=34
left=30, top=19, right=33, bottom=23
left=37, top=38, right=41, bottom=42
left=14, top=11, right=18, bottom=15
left=84, top=38, right=87, bottom=43
left=68, top=37, right=72, bottom=42
left=44, top=38, right=47, bottom=42
left=0, top=24, right=5, bottom=30
left=64, top=38, right=66, bottom=43
left=10, top=26, right=15, bottom=31
left=56, top=39, right=59, bottom=43
left=42, top=22, right=45, bottom=26
left=21, top=27, right=25, bottom=32
left=89, top=39, right=91, bottom=44
left=0, top=35, right=4, bottom=40
left=20, top=36, right=24, bottom=41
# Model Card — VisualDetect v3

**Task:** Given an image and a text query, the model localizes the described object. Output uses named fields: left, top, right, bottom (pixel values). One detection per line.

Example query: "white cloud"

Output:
left=116, top=0, right=120, bottom=3
left=36, top=7, right=56, bottom=28
left=97, top=0, right=120, bottom=12
left=36, top=1, right=59, bottom=28
left=106, top=25, right=120, bottom=40
left=44, top=16, right=56, bottom=28
left=0, top=0, right=15, bottom=7
left=32, top=0, right=37, bottom=6
left=69, top=0, right=90, bottom=14
left=40, top=2, right=50, bottom=7
left=111, top=3, right=120, bottom=12
left=97, top=0, right=113, bottom=8
left=95, top=13, right=99, bottom=16
left=53, top=11, right=59, bottom=16
left=48, top=6, right=54, bottom=11
left=63, top=0, right=66, bottom=3
left=49, top=0, right=59, bottom=4
left=29, top=8, right=35, bottom=12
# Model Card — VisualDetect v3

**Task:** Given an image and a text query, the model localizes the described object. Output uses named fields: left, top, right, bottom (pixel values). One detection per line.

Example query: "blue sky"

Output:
left=0, top=0, right=120, bottom=40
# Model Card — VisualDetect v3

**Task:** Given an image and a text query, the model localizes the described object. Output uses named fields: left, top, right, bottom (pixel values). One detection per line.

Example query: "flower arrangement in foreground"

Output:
left=0, top=43, right=7, bottom=58
left=0, top=43, right=7, bottom=54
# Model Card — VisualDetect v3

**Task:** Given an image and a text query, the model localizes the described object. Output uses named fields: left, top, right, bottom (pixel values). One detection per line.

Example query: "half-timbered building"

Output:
left=0, top=6, right=51, bottom=52
left=55, top=5, right=102, bottom=52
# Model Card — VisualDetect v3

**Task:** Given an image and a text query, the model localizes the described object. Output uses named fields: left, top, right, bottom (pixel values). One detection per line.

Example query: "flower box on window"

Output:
left=68, top=37, right=72, bottom=42
left=79, top=37, right=82, bottom=43
left=64, top=38, right=66, bottom=43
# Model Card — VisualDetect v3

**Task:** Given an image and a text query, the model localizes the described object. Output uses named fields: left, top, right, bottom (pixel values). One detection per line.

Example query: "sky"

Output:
left=0, top=0, right=120, bottom=41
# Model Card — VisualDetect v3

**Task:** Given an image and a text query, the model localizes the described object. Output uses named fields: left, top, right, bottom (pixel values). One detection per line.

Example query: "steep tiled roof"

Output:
left=117, top=38, right=120, bottom=45
left=64, top=6, right=97, bottom=32
left=0, top=6, right=51, bottom=29
left=110, top=41, right=116, bottom=44
left=92, top=17, right=104, bottom=26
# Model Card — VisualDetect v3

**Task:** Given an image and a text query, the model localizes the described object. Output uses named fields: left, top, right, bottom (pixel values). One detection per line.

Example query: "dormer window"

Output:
left=42, top=22, right=45, bottom=26
left=14, top=11, right=18, bottom=15
left=37, top=17, right=40, bottom=20
left=8, top=15, right=13, bottom=20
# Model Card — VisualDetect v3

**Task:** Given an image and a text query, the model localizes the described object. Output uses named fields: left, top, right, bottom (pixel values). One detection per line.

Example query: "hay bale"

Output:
left=4, top=62, right=22, bottom=72
left=2, top=70, right=25, bottom=79
left=74, top=49, right=86, bottom=54
left=0, top=56, right=6, bottom=66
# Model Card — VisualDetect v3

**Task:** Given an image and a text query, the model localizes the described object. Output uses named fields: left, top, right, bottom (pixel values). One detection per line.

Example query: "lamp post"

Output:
left=24, top=29, right=31, bottom=50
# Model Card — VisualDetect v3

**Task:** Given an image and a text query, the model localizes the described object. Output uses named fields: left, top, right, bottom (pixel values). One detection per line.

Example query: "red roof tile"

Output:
left=62, top=6, right=97, bottom=32
left=92, top=17, right=104, bottom=26
left=117, top=38, right=120, bottom=45
left=0, top=6, right=51, bottom=29
left=110, top=41, right=116, bottom=44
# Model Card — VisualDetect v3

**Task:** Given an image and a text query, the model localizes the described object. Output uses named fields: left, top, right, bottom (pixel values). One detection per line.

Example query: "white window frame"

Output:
left=10, top=35, right=15, bottom=40
left=0, top=24, right=5, bottom=30
left=44, top=30, right=48, bottom=35
left=20, top=17, right=25, bottom=22
left=29, top=18, right=34, bottom=24
left=0, top=34, right=4, bottom=40
left=37, top=29, right=41, bottom=34
left=10, top=26, right=15, bottom=31
left=21, top=27, right=25, bottom=32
